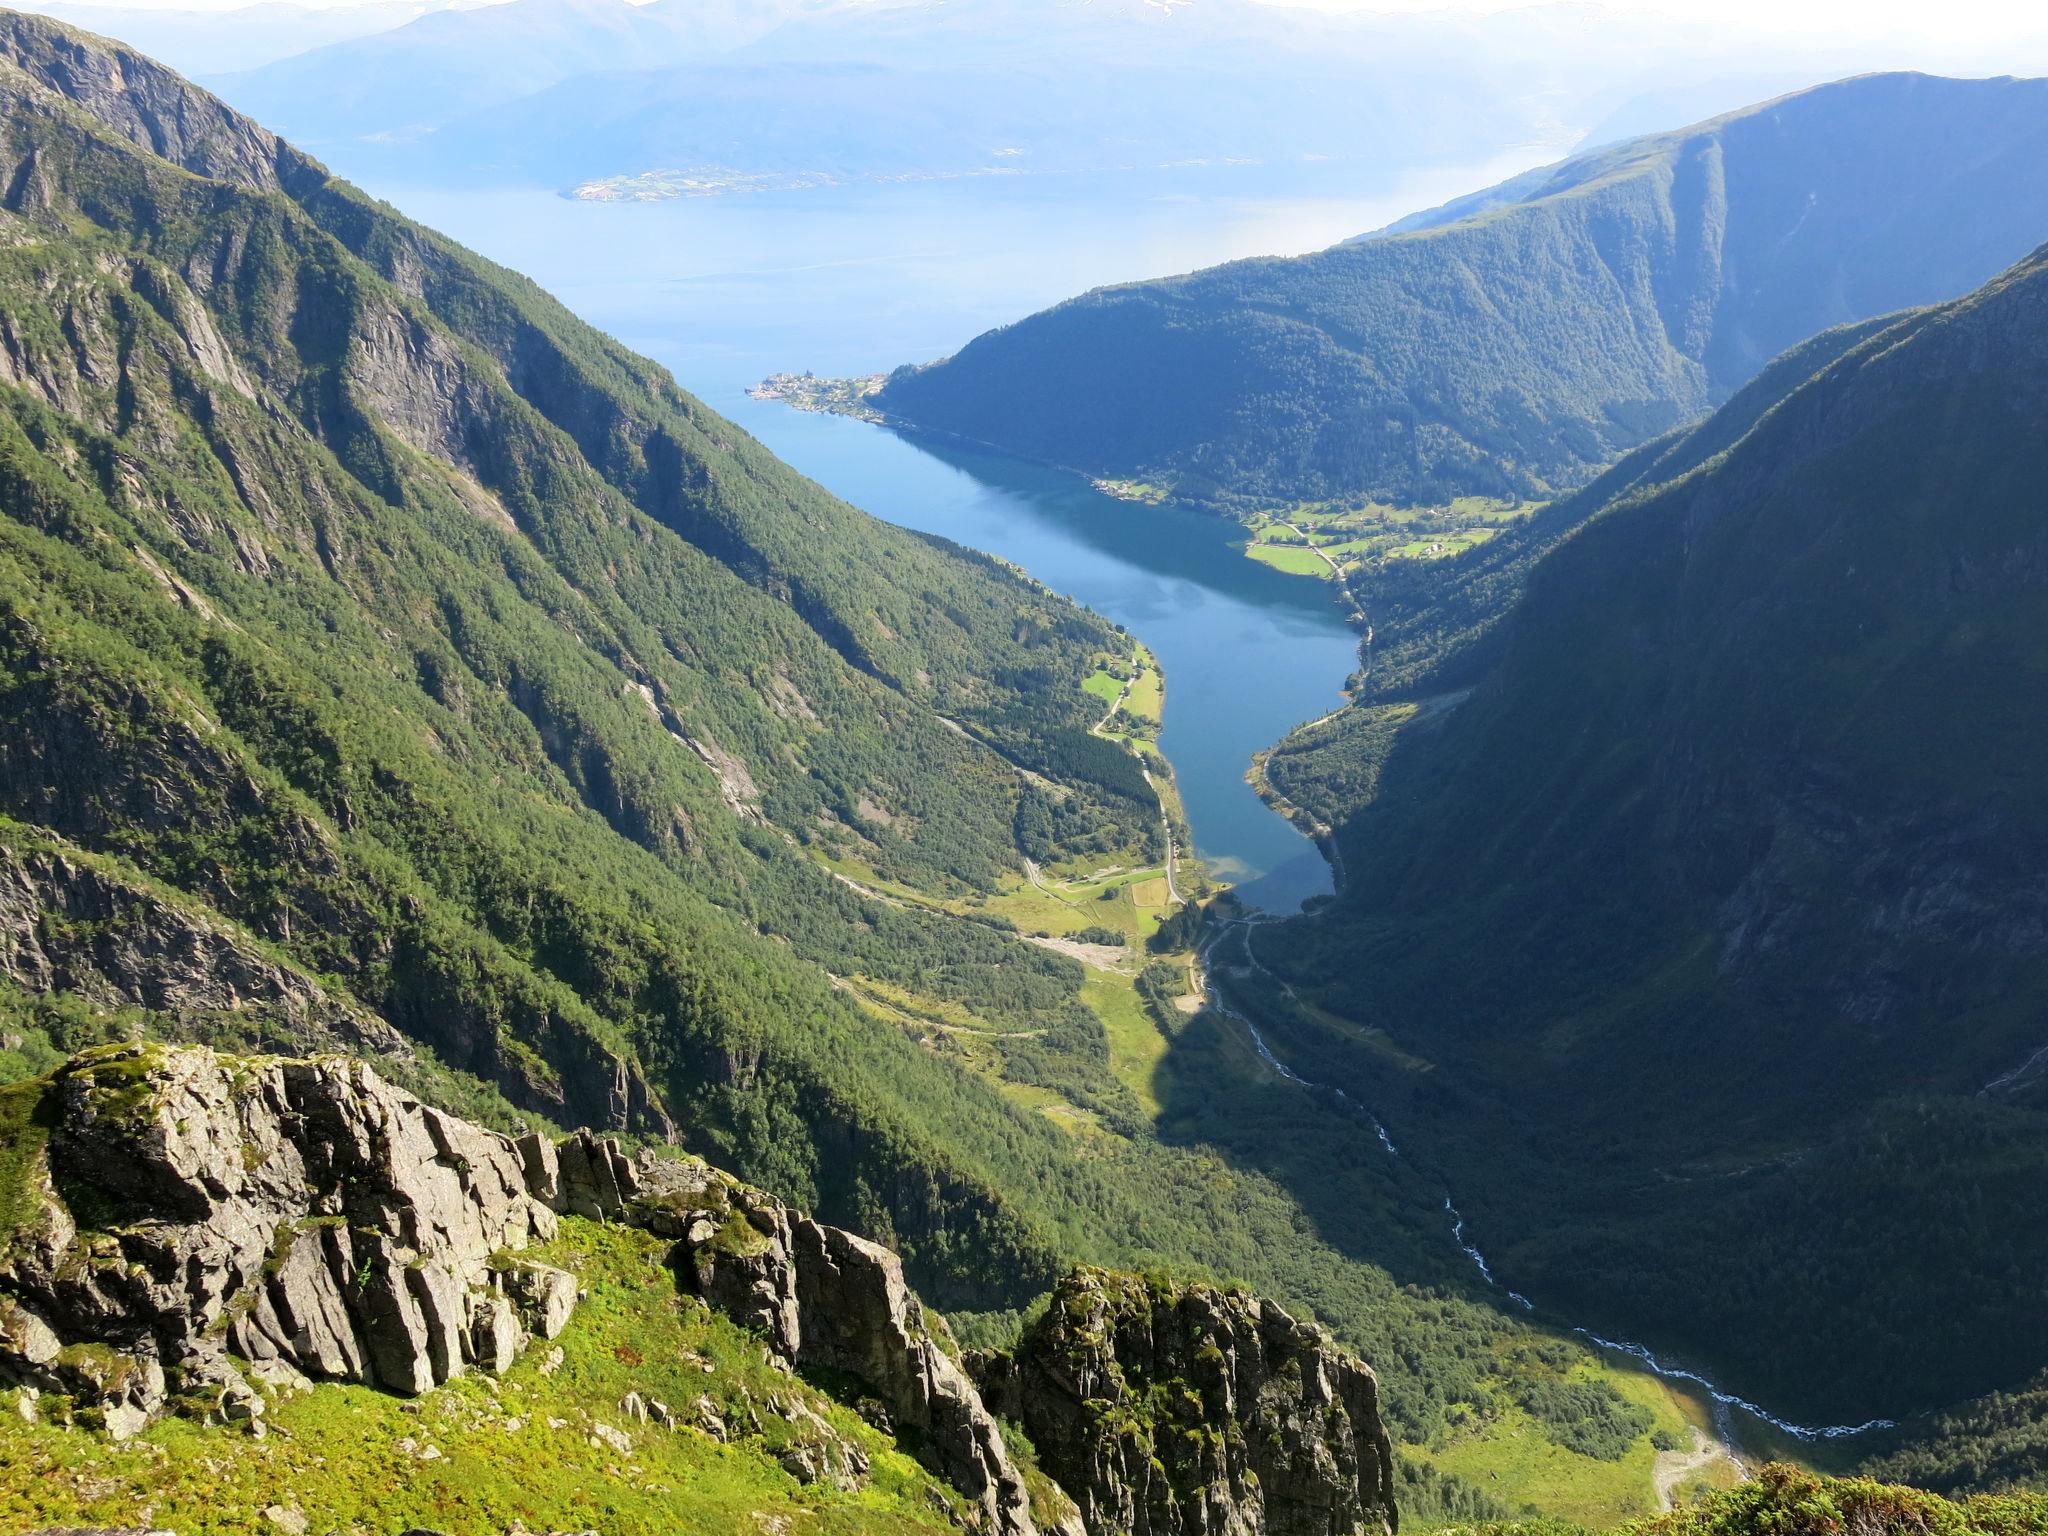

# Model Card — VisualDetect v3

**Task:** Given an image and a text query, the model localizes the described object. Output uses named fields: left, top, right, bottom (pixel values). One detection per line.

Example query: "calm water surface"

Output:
left=371, top=156, right=1548, bottom=908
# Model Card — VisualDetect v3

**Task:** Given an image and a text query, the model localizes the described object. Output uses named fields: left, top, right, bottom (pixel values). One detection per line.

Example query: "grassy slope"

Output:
left=0, top=1219, right=960, bottom=1536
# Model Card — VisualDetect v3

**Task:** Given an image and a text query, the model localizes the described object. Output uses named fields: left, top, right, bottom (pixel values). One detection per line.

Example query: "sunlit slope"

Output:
left=873, top=73, right=2048, bottom=507
left=0, top=5, right=1180, bottom=1316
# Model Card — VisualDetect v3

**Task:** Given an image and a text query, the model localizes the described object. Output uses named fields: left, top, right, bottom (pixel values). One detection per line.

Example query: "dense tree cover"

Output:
left=873, top=74, right=2048, bottom=508
left=1866, top=1375, right=2048, bottom=1496
left=1262, top=312, right=1908, bottom=827
left=0, top=20, right=1683, bottom=1521
left=1242, top=247, right=2048, bottom=1439
left=0, top=5, right=1213, bottom=1309
left=1511, top=1380, right=1653, bottom=1464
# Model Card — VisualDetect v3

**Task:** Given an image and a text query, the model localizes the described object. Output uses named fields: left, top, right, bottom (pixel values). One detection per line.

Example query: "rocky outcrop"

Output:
left=0, top=1047, right=1399, bottom=1536
left=539, top=1124, right=1061, bottom=1536
left=791, top=1218, right=1067, bottom=1536
left=0, top=1044, right=568, bottom=1438
left=0, top=1046, right=1060, bottom=1534
left=971, top=1268, right=1397, bottom=1536
left=0, top=9, right=303, bottom=194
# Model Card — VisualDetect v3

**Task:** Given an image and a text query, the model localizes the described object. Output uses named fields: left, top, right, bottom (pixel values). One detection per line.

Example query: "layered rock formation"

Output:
left=534, top=1124, right=1068, bottom=1534
left=0, top=834, right=410, bottom=1064
left=973, top=1268, right=1397, bottom=1536
left=0, top=1045, right=1066, bottom=1534
left=0, top=1044, right=571, bottom=1438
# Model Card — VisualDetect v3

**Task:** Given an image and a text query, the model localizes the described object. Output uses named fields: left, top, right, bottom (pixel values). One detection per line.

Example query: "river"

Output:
left=350, top=141, right=1913, bottom=1452
left=363, top=152, right=1552, bottom=910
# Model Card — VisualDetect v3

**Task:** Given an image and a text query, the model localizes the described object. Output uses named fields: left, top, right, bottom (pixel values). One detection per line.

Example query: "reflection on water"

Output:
left=737, top=411, right=1361, bottom=910
left=360, top=162, right=1538, bottom=908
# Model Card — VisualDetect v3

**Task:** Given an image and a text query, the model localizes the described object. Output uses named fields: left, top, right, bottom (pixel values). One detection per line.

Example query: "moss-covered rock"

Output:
left=973, top=1266, right=1396, bottom=1536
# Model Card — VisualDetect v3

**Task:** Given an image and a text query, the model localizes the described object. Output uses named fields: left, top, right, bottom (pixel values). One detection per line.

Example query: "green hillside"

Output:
left=1257, top=312, right=1905, bottom=819
left=1248, top=243, right=2048, bottom=1437
left=869, top=72, right=2048, bottom=508
left=0, top=0, right=1161, bottom=1311
left=0, top=13, right=1776, bottom=1524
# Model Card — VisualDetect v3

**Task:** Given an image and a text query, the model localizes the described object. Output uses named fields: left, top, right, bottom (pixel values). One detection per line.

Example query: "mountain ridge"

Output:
left=1251, top=238, right=2048, bottom=1425
left=865, top=71, right=2048, bottom=508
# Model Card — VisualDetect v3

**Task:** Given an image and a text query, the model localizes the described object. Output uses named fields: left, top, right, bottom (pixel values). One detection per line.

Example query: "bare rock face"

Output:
left=0, top=1044, right=566, bottom=1436
left=0, top=9, right=301, bottom=193
left=790, top=1219, right=1062, bottom=1536
left=971, top=1268, right=1397, bottom=1536
left=548, top=1129, right=1052, bottom=1536
left=0, top=836, right=408, bottom=1063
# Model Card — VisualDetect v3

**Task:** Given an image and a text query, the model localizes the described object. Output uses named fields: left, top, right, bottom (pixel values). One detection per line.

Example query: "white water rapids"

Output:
left=1196, top=921, right=1897, bottom=1444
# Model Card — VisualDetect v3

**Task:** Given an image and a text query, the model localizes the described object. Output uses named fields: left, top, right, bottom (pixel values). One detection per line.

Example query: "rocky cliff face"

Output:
left=532, top=1121, right=1070, bottom=1535
left=0, top=1047, right=1399, bottom=1536
left=0, top=1044, right=1075, bottom=1534
left=0, top=1044, right=569, bottom=1439
left=973, top=1268, right=1397, bottom=1536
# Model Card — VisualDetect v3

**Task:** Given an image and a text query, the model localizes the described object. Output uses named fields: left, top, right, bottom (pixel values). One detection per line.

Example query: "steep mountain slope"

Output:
left=1251, top=244, right=2048, bottom=1425
left=0, top=4, right=1174, bottom=1316
left=1256, top=311, right=1907, bottom=824
left=868, top=73, right=2048, bottom=507
left=0, top=17, right=1751, bottom=1525
left=972, top=1266, right=1396, bottom=1536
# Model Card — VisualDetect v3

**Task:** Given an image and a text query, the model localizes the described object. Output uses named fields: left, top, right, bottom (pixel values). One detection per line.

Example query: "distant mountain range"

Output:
left=10, top=0, right=469, bottom=74
left=169, top=0, right=2028, bottom=200
left=199, top=0, right=1573, bottom=179
left=204, top=0, right=815, bottom=151
left=869, top=72, right=2048, bottom=507
left=414, top=0, right=1614, bottom=188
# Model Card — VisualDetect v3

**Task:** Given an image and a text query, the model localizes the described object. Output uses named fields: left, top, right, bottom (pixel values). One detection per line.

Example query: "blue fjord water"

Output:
left=357, top=159, right=1908, bottom=1440
left=365, top=160, right=1539, bottom=908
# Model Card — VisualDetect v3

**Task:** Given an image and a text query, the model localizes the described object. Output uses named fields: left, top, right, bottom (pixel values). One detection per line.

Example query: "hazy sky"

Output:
left=1280, top=0, right=2045, bottom=35
left=38, top=0, right=2048, bottom=52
